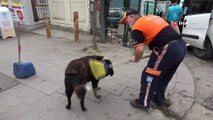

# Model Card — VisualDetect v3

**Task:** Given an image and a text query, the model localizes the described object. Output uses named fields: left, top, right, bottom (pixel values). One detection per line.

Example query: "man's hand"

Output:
left=130, top=57, right=139, bottom=63
left=130, top=45, right=144, bottom=63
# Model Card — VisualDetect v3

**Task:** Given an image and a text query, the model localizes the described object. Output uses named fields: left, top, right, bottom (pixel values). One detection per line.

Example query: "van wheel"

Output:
left=193, top=37, right=213, bottom=59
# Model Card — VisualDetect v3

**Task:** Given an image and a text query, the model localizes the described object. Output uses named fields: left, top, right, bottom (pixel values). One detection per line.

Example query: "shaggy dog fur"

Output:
left=64, top=55, right=114, bottom=111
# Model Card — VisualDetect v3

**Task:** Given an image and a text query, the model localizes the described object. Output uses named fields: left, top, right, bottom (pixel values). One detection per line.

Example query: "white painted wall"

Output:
left=18, top=0, right=43, bottom=30
left=49, top=0, right=90, bottom=32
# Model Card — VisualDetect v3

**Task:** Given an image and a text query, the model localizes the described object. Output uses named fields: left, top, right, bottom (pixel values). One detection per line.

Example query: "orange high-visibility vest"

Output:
left=132, top=15, right=169, bottom=45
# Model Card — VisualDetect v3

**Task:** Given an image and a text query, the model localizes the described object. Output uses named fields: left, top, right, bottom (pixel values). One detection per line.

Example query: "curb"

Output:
left=166, top=64, right=195, bottom=119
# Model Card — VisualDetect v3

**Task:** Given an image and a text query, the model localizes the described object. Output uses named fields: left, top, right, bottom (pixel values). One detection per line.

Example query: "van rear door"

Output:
left=181, top=0, right=212, bottom=49
left=182, top=13, right=211, bottom=49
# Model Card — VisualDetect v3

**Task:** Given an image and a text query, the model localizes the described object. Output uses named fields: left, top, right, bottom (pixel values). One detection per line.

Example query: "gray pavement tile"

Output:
left=45, top=102, right=90, bottom=120
left=17, top=109, right=45, bottom=120
left=0, top=66, right=14, bottom=78
left=0, top=95, right=23, bottom=113
left=101, top=82, right=126, bottom=96
left=141, top=109, right=175, bottom=120
left=3, top=103, right=32, bottom=120
left=119, top=87, right=138, bottom=101
left=183, top=103, right=213, bottom=120
left=169, top=93, right=194, bottom=119
left=165, top=80, right=175, bottom=98
left=176, top=66, right=194, bottom=86
left=68, top=96, right=116, bottom=120
left=0, top=72, right=19, bottom=92
left=57, top=88, right=65, bottom=95
left=39, top=116, right=50, bottom=120
left=85, top=86, right=110, bottom=103
left=0, top=113, right=9, bottom=120
left=6, top=85, right=46, bottom=104
left=100, top=94, right=147, bottom=116
left=32, top=92, right=66, bottom=115
left=32, top=80, right=63, bottom=95
left=123, top=110, right=147, bottom=120
left=174, top=83, right=194, bottom=98
left=190, top=65, right=213, bottom=83
left=107, top=112, right=128, bottom=120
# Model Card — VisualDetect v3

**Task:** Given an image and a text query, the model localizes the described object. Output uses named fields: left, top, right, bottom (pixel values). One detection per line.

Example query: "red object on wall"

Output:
left=96, top=0, right=100, bottom=12
left=16, top=10, right=24, bottom=21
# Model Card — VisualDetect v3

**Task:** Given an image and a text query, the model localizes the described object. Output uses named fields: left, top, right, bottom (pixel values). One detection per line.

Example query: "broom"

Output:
left=13, top=21, right=36, bottom=78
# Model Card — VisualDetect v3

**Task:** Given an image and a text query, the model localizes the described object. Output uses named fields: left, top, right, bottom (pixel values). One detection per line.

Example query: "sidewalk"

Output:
left=0, top=28, right=195, bottom=120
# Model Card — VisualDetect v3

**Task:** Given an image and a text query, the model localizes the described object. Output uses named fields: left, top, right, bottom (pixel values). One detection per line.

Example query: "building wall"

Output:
left=49, top=0, right=90, bottom=32
left=0, top=0, right=44, bottom=31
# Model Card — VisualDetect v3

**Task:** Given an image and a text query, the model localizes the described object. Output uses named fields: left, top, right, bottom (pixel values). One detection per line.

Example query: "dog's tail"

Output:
left=74, top=85, right=87, bottom=99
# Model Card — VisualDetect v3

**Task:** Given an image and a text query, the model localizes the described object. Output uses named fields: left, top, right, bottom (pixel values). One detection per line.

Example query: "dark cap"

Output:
left=119, top=9, right=140, bottom=24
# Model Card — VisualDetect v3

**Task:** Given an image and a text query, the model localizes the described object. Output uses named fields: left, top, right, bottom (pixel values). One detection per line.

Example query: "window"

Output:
left=183, top=0, right=213, bottom=15
left=108, top=9, right=120, bottom=17
left=144, top=1, right=161, bottom=15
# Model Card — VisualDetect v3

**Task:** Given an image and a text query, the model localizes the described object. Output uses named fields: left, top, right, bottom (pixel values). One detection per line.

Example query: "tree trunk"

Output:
left=91, top=0, right=98, bottom=50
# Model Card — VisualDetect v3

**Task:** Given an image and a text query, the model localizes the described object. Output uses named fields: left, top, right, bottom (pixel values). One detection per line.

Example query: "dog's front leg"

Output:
left=92, top=81, right=101, bottom=98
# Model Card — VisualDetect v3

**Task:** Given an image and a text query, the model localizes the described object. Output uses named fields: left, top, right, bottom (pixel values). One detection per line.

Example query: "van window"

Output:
left=129, top=0, right=140, bottom=11
left=108, top=9, right=120, bottom=17
left=144, top=1, right=161, bottom=15
left=183, top=0, right=213, bottom=15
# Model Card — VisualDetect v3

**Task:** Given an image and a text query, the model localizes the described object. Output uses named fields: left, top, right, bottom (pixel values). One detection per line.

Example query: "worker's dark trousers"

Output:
left=138, top=39, right=186, bottom=107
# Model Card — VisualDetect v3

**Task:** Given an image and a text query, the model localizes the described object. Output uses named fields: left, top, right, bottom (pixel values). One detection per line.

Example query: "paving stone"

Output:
left=17, top=109, right=45, bottom=120
left=176, top=66, right=194, bottom=86
left=174, top=83, right=194, bottom=98
left=100, top=94, right=147, bottom=116
left=142, top=109, right=175, bottom=120
left=119, top=87, right=138, bottom=101
left=69, top=96, right=116, bottom=120
left=45, top=103, right=90, bottom=120
left=32, top=80, right=63, bottom=95
left=0, top=95, right=23, bottom=113
left=39, top=116, right=51, bottom=120
left=165, top=80, right=175, bottom=98
left=0, top=72, right=19, bottom=92
left=6, top=85, right=46, bottom=104
left=32, top=92, right=66, bottom=115
left=169, top=93, right=194, bottom=119
left=3, top=103, right=32, bottom=120
left=183, top=103, right=213, bottom=120
left=0, top=112, right=9, bottom=120
left=84, top=84, right=109, bottom=103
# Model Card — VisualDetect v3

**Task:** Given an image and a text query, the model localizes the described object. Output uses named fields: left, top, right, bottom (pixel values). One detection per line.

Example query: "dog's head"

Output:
left=103, top=59, right=114, bottom=76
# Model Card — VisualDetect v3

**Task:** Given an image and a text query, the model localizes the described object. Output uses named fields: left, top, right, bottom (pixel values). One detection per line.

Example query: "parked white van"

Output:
left=180, top=0, right=213, bottom=59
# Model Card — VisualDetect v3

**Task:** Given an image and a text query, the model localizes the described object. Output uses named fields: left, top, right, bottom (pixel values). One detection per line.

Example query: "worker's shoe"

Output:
left=130, top=99, right=150, bottom=111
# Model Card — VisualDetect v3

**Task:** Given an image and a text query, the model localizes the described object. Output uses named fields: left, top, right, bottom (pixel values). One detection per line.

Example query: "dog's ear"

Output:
left=94, top=55, right=104, bottom=61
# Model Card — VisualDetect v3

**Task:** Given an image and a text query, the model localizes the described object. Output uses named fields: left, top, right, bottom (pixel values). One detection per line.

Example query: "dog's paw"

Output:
left=66, top=105, right=71, bottom=109
left=81, top=107, right=87, bottom=112
left=95, top=94, right=102, bottom=99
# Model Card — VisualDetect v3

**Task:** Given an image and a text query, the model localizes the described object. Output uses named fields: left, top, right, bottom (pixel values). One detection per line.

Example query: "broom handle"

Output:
left=18, top=21, right=21, bottom=62
left=113, top=54, right=150, bottom=67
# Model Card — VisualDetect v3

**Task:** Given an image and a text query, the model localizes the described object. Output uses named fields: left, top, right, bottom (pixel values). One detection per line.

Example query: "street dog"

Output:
left=64, top=55, right=114, bottom=111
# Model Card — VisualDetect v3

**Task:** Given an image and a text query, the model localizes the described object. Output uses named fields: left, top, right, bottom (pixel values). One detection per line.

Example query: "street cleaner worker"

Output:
left=119, top=9, right=186, bottom=110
